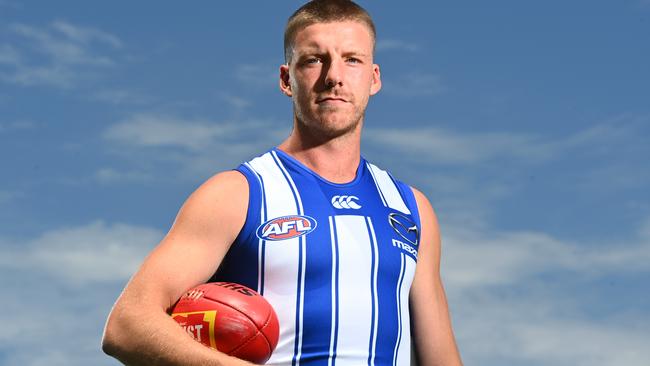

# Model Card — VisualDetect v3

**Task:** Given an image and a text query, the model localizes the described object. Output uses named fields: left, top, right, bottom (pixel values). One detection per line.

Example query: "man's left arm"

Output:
left=410, top=188, right=463, bottom=365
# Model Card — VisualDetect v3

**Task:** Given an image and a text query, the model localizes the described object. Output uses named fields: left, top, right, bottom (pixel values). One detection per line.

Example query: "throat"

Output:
left=276, top=143, right=361, bottom=184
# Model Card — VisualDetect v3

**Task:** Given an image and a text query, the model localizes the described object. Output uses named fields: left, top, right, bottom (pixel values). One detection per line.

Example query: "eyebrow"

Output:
left=296, top=47, right=370, bottom=58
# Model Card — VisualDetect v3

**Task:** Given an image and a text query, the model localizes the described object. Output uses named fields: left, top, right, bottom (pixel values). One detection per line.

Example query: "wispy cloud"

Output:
left=50, top=20, right=122, bottom=49
left=90, top=88, right=152, bottom=105
left=0, top=220, right=162, bottom=285
left=218, top=92, right=252, bottom=109
left=104, top=113, right=249, bottom=151
left=0, top=119, right=35, bottom=133
left=366, top=126, right=548, bottom=164
left=365, top=118, right=648, bottom=166
left=0, top=189, right=22, bottom=204
left=0, top=44, right=21, bottom=64
left=376, top=39, right=420, bottom=53
left=235, top=63, right=278, bottom=87
left=0, top=20, right=123, bottom=88
left=102, top=113, right=288, bottom=181
left=443, top=219, right=650, bottom=290
left=0, top=221, right=162, bottom=366
left=442, top=214, right=650, bottom=366
left=94, top=167, right=153, bottom=184
left=453, top=288, right=650, bottom=366
left=381, top=72, right=447, bottom=97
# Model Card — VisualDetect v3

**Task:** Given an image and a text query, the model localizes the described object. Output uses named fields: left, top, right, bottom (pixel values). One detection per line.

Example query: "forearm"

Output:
left=103, top=303, right=255, bottom=366
left=410, top=280, right=462, bottom=366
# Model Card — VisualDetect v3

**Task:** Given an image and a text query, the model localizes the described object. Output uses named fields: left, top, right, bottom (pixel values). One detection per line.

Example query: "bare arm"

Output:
left=410, top=188, right=463, bottom=366
left=102, top=170, right=255, bottom=366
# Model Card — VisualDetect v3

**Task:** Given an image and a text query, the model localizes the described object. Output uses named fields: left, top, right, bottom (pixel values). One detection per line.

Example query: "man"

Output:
left=102, top=1, right=463, bottom=365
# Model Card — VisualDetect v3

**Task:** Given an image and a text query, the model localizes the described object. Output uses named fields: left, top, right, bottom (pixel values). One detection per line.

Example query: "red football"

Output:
left=171, top=282, right=279, bottom=364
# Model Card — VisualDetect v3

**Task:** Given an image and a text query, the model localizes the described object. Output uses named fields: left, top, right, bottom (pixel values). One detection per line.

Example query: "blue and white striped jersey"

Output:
left=213, top=148, right=421, bottom=366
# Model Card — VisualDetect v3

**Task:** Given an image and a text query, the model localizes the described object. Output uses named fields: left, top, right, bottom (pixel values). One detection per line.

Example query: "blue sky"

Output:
left=1, top=1, right=649, bottom=365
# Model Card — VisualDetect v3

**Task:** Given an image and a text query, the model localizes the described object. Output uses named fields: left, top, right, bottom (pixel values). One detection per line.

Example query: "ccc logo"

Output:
left=331, top=195, right=362, bottom=210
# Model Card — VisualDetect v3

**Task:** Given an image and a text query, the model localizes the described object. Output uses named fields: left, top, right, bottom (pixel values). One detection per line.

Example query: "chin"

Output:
left=315, top=116, right=361, bottom=139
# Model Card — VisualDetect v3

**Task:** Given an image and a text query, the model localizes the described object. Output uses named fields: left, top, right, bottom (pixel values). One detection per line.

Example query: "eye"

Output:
left=346, top=57, right=361, bottom=64
left=304, top=57, right=321, bottom=65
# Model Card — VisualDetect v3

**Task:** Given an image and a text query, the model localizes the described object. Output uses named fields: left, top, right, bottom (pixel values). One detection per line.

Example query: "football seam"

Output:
left=201, top=295, right=274, bottom=354
left=228, top=308, right=274, bottom=357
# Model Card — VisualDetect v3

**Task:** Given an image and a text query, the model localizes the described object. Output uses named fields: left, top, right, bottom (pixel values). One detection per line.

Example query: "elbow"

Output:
left=102, top=323, right=120, bottom=357
left=101, top=315, right=120, bottom=357
left=101, top=306, right=129, bottom=359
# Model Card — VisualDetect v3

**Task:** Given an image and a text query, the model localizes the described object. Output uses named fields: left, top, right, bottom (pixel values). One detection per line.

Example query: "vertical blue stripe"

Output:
left=366, top=163, right=388, bottom=207
left=365, top=217, right=379, bottom=366
left=245, top=162, right=268, bottom=295
left=270, top=152, right=306, bottom=366
left=293, top=234, right=305, bottom=366
left=328, top=216, right=340, bottom=366
left=271, top=151, right=303, bottom=214
left=392, top=253, right=406, bottom=366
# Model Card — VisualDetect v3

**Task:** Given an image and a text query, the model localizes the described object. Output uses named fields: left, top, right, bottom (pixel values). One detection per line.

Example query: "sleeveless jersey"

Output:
left=212, top=148, right=421, bottom=366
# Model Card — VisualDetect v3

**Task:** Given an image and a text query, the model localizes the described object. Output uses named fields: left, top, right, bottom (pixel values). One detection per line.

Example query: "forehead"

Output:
left=292, top=21, right=374, bottom=53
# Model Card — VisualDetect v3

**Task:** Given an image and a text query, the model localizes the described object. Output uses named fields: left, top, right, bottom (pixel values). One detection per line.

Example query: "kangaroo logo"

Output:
left=331, top=195, right=362, bottom=209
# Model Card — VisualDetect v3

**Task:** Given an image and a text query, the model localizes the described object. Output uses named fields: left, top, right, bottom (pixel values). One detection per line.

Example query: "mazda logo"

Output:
left=388, top=212, right=419, bottom=246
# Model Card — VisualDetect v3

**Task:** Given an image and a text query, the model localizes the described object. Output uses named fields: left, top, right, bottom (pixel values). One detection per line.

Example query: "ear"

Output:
left=369, top=63, right=382, bottom=96
left=279, top=64, right=292, bottom=97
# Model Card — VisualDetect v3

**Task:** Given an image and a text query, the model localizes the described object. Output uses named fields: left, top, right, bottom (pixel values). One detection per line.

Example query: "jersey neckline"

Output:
left=272, top=147, right=366, bottom=188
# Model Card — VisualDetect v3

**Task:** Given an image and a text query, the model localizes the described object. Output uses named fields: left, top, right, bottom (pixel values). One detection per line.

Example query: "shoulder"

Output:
left=409, top=186, right=441, bottom=240
left=410, top=187, right=435, bottom=217
left=183, top=170, right=248, bottom=210
left=172, top=170, right=249, bottom=239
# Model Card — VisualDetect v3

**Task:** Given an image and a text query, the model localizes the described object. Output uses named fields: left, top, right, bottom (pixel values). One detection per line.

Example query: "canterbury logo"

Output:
left=331, top=195, right=361, bottom=209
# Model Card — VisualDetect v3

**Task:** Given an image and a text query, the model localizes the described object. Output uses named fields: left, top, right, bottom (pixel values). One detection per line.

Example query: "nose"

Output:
left=324, top=59, right=343, bottom=88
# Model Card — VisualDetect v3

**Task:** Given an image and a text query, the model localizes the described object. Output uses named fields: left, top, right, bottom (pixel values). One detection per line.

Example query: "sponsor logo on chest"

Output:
left=256, top=215, right=317, bottom=241
left=331, top=195, right=362, bottom=209
left=388, top=212, right=419, bottom=259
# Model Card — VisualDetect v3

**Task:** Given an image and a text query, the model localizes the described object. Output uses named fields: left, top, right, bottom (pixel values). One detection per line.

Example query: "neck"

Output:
left=277, top=120, right=362, bottom=184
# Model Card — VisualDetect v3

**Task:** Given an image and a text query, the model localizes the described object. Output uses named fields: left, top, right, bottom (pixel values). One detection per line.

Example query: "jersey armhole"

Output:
left=395, top=180, right=422, bottom=241
left=232, top=164, right=262, bottom=246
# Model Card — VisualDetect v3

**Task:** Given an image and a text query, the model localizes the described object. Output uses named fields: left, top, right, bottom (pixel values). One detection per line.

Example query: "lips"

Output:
left=316, top=96, right=347, bottom=103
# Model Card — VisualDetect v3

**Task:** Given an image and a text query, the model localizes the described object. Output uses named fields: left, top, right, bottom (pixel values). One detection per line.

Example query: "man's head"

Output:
left=280, top=0, right=381, bottom=141
left=284, top=0, right=376, bottom=64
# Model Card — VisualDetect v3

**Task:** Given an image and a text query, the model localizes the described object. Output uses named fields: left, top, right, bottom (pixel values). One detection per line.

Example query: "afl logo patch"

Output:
left=256, top=215, right=317, bottom=241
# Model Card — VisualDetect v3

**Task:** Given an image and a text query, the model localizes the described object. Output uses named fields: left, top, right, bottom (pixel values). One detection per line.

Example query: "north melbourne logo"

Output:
left=331, top=195, right=362, bottom=209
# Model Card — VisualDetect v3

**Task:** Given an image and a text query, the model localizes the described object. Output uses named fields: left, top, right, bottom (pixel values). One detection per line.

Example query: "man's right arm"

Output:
left=102, top=170, right=255, bottom=366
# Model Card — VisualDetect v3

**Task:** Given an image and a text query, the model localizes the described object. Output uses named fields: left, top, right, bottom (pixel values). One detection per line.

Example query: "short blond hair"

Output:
left=284, top=0, right=376, bottom=63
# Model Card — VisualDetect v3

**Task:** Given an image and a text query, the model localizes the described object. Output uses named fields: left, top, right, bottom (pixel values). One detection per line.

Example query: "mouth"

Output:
left=316, top=97, right=348, bottom=105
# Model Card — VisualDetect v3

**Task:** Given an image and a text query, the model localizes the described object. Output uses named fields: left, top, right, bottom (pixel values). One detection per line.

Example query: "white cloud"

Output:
left=365, top=126, right=549, bottom=165
left=1, top=21, right=122, bottom=88
left=102, top=113, right=288, bottom=180
left=235, top=63, right=278, bottom=87
left=0, top=220, right=162, bottom=285
left=0, top=44, right=21, bottom=65
left=0, top=189, right=22, bottom=204
left=0, top=119, right=35, bottom=133
left=441, top=215, right=650, bottom=366
left=366, top=118, right=648, bottom=167
left=443, top=222, right=650, bottom=290
left=91, top=88, right=152, bottom=105
left=218, top=92, right=252, bottom=109
left=453, top=289, right=650, bottom=366
left=376, top=39, right=420, bottom=53
left=94, top=167, right=152, bottom=184
left=104, top=113, right=246, bottom=151
left=381, top=72, right=447, bottom=97
left=0, top=220, right=163, bottom=365
left=51, top=20, right=123, bottom=49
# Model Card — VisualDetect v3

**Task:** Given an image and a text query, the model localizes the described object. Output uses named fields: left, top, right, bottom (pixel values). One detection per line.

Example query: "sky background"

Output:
left=1, top=0, right=649, bottom=365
